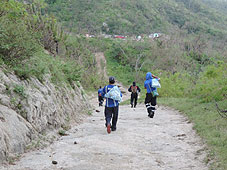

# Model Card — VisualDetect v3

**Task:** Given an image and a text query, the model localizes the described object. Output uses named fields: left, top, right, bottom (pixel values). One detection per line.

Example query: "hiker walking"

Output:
left=102, top=76, right=122, bottom=133
left=98, top=86, right=104, bottom=106
left=128, top=82, right=141, bottom=108
left=144, top=72, right=160, bottom=118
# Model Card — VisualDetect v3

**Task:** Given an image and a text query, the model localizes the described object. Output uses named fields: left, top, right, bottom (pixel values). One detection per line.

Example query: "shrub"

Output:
left=13, top=84, right=26, bottom=98
left=193, top=63, right=227, bottom=102
left=0, top=1, right=41, bottom=64
left=13, top=52, right=81, bottom=87
left=158, top=72, right=192, bottom=97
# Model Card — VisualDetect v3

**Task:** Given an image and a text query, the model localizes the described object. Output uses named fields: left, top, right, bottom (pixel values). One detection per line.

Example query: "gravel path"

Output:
left=1, top=102, right=208, bottom=170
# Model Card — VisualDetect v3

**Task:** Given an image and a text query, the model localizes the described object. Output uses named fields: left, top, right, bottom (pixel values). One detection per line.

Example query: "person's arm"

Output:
left=101, top=86, right=106, bottom=97
left=128, top=86, right=132, bottom=92
left=152, top=74, right=160, bottom=81
left=137, top=86, right=141, bottom=92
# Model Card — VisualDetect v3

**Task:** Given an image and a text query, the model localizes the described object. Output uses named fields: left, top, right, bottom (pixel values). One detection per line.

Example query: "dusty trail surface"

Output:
left=2, top=102, right=208, bottom=170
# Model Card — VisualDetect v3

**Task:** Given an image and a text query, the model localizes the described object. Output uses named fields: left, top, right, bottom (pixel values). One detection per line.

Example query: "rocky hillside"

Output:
left=0, top=68, right=91, bottom=164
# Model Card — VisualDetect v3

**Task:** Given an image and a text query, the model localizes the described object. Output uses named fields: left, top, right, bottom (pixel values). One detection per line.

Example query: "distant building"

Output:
left=154, top=33, right=159, bottom=38
left=104, top=34, right=112, bottom=38
left=149, top=33, right=161, bottom=39
left=137, top=35, right=142, bottom=41
left=114, top=35, right=125, bottom=39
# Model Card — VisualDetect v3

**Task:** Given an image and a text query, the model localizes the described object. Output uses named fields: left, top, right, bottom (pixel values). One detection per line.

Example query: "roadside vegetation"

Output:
left=0, top=0, right=103, bottom=90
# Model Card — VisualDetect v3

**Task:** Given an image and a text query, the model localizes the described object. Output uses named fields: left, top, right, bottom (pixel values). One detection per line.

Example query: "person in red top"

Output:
left=128, top=82, right=141, bottom=108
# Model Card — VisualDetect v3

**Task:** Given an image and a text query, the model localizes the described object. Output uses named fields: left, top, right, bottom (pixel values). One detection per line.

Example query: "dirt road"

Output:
left=1, top=101, right=208, bottom=170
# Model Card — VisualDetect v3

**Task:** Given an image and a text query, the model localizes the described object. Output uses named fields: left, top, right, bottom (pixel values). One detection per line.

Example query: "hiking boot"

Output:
left=107, top=124, right=111, bottom=134
left=111, top=127, right=116, bottom=131
left=150, top=111, right=154, bottom=118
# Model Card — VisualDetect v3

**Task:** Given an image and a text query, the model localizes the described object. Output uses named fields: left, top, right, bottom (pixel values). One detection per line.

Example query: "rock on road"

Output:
left=1, top=102, right=208, bottom=170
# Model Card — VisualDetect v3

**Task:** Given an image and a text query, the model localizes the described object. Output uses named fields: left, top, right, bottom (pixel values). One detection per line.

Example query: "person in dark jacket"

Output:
left=102, top=76, right=122, bottom=134
left=128, top=82, right=141, bottom=108
left=98, top=86, right=103, bottom=106
left=144, top=72, right=160, bottom=118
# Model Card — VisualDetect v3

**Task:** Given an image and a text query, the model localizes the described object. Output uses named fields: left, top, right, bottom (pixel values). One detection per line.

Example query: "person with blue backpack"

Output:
left=144, top=72, right=160, bottom=118
left=102, top=76, right=122, bottom=134
left=98, top=86, right=104, bottom=106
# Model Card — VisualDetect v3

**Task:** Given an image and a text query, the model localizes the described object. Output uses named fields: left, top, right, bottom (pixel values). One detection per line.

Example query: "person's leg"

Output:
left=145, top=93, right=152, bottom=117
left=105, top=107, right=112, bottom=126
left=100, top=96, right=103, bottom=106
left=130, top=93, right=134, bottom=108
left=150, top=95, right=157, bottom=118
left=134, top=93, right=138, bottom=108
left=105, top=107, right=112, bottom=133
left=98, top=97, right=100, bottom=106
left=99, top=96, right=103, bottom=106
left=111, top=106, right=119, bottom=131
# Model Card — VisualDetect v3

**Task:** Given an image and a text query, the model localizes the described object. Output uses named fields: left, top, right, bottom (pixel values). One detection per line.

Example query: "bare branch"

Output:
left=215, top=102, right=227, bottom=119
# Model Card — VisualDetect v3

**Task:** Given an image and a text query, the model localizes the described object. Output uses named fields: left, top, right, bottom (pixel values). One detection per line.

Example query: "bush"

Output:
left=13, top=84, right=26, bottom=98
left=13, top=52, right=81, bottom=86
left=193, top=63, right=227, bottom=102
left=158, top=72, right=192, bottom=97
left=0, top=1, right=41, bottom=64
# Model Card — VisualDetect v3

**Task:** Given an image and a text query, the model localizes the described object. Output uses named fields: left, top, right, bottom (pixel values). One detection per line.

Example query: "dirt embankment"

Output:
left=0, top=69, right=90, bottom=165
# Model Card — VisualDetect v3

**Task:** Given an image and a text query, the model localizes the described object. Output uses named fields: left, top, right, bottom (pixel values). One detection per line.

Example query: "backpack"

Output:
left=104, top=86, right=122, bottom=102
left=151, top=78, right=161, bottom=88
left=131, top=86, right=137, bottom=93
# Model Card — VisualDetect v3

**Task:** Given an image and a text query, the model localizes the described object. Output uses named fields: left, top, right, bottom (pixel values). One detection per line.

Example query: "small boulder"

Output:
left=52, top=160, right=58, bottom=165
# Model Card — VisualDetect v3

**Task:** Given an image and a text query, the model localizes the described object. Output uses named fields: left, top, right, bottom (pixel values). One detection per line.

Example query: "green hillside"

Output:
left=46, top=0, right=227, bottom=38
left=202, top=0, right=227, bottom=14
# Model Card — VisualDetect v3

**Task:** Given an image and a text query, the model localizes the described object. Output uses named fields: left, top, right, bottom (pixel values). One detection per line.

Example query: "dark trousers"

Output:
left=104, top=106, right=119, bottom=129
left=98, top=96, right=103, bottom=106
left=130, top=93, right=138, bottom=107
left=145, top=93, right=157, bottom=114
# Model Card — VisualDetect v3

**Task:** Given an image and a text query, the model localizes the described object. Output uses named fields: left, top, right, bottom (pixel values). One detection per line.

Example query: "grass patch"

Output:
left=13, top=51, right=81, bottom=87
left=58, top=129, right=67, bottom=136
left=13, top=84, right=26, bottom=98
left=87, top=110, right=93, bottom=115
left=159, top=97, right=227, bottom=170
left=120, top=98, right=131, bottom=105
